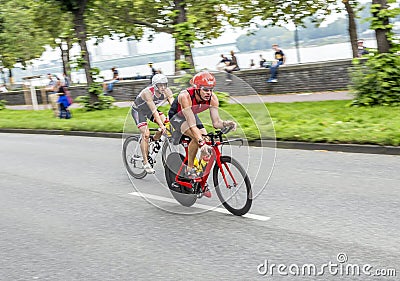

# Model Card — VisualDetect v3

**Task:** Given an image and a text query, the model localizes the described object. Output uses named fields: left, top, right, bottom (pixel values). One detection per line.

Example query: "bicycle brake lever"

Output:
left=221, top=126, right=233, bottom=135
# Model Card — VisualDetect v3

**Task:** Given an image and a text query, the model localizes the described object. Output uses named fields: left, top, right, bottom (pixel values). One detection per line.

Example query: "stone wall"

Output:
left=1, top=59, right=352, bottom=105
left=233, top=59, right=352, bottom=95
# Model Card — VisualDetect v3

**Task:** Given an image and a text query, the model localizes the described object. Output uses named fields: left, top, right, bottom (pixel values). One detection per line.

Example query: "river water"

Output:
left=107, top=39, right=377, bottom=79
left=12, top=39, right=377, bottom=85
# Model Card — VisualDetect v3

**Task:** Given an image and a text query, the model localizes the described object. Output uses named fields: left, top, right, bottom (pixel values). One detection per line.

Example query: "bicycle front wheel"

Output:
left=122, top=136, right=147, bottom=179
left=213, top=156, right=252, bottom=216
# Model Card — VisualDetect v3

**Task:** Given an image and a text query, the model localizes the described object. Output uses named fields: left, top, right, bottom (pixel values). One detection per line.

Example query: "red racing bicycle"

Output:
left=164, top=127, right=252, bottom=216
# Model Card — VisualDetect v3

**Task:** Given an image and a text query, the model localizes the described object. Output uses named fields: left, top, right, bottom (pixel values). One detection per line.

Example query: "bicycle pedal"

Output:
left=171, top=182, right=182, bottom=192
left=192, top=177, right=202, bottom=183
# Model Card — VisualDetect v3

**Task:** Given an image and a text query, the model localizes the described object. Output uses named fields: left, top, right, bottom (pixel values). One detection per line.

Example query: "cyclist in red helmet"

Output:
left=168, top=71, right=236, bottom=178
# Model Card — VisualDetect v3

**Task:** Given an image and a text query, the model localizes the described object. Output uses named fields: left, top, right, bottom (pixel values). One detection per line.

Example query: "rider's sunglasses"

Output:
left=201, top=87, right=214, bottom=93
left=156, top=83, right=168, bottom=89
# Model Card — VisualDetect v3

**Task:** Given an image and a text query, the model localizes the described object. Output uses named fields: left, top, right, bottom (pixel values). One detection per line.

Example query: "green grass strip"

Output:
left=1, top=100, right=399, bottom=146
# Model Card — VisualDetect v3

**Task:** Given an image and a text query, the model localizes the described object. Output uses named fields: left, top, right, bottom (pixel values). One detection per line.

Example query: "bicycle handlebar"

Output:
left=202, top=125, right=239, bottom=146
left=220, top=125, right=234, bottom=135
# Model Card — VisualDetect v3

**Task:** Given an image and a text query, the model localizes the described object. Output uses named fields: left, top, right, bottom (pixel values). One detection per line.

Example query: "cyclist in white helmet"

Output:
left=131, top=74, right=174, bottom=173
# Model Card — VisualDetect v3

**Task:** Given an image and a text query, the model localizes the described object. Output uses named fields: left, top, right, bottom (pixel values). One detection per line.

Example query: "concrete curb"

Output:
left=0, top=128, right=122, bottom=139
left=249, top=140, right=400, bottom=155
left=1, top=128, right=399, bottom=156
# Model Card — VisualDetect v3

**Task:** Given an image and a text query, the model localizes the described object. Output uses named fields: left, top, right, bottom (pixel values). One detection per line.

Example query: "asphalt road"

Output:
left=0, top=133, right=399, bottom=281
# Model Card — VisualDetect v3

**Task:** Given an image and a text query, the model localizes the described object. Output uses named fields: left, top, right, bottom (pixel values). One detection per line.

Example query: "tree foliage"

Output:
left=0, top=0, right=48, bottom=70
left=351, top=53, right=400, bottom=106
left=350, top=0, right=400, bottom=107
left=370, top=0, right=400, bottom=53
left=91, top=0, right=261, bottom=73
left=245, top=0, right=338, bottom=27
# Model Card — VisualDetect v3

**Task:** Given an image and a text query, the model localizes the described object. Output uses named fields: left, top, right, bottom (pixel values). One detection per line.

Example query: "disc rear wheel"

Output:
left=165, top=152, right=197, bottom=207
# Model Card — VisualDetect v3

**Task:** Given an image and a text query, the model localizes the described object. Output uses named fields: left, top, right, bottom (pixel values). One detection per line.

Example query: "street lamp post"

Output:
left=294, top=24, right=301, bottom=64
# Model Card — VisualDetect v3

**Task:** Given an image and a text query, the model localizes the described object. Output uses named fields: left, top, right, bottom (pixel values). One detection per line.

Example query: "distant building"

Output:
left=127, top=40, right=138, bottom=56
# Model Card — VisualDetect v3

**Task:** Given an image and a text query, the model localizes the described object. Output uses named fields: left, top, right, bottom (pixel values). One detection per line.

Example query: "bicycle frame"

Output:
left=174, top=135, right=242, bottom=194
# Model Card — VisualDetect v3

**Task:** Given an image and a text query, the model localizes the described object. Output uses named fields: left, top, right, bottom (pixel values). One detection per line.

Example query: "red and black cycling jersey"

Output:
left=168, top=87, right=211, bottom=119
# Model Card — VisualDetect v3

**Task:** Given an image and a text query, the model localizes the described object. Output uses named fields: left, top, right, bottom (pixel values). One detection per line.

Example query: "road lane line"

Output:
left=129, top=192, right=270, bottom=221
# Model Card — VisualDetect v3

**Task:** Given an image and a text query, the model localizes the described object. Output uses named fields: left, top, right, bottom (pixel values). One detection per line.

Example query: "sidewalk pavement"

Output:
left=5, top=91, right=352, bottom=110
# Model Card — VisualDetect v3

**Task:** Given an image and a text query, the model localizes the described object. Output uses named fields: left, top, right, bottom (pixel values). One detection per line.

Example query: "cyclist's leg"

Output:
left=131, top=107, right=150, bottom=164
left=139, top=125, right=151, bottom=165
left=180, top=115, right=207, bottom=170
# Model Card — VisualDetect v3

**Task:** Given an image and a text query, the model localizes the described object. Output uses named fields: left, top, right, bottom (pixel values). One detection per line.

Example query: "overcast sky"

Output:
left=134, top=0, right=378, bottom=54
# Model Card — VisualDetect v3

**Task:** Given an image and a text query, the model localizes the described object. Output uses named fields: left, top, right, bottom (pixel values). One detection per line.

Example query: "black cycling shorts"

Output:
left=169, top=113, right=204, bottom=132
left=131, top=106, right=164, bottom=128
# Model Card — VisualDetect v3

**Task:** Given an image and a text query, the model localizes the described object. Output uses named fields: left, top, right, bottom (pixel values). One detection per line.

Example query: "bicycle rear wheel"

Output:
left=213, top=156, right=252, bottom=216
left=122, top=136, right=147, bottom=179
left=165, top=152, right=197, bottom=207
left=161, top=139, right=181, bottom=167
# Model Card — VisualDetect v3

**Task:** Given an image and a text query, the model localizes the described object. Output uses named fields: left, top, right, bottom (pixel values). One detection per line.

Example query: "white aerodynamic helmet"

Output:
left=152, top=74, right=168, bottom=87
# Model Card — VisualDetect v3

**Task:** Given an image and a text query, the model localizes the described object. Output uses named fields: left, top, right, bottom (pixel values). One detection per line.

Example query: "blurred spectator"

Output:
left=57, top=85, right=72, bottom=119
left=62, top=72, right=70, bottom=88
left=103, top=66, right=120, bottom=93
left=45, top=73, right=61, bottom=117
left=267, top=44, right=286, bottom=83
left=250, top=59, right=256, bottom=69
left=225, top=50, right=240, bottom=82
left=148, top=62, right=157, bottom=81
left=357, top=39, right=369, bottom=57
left=259, top=54, right=267, bottom=68
left=216, top=54, right=231, bottom=71
left=0, top=84, right=8, bottom=93
left=0, top=67, right=6, bottom=85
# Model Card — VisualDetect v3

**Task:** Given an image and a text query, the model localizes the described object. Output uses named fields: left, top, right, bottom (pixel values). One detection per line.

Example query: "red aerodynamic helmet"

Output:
left=189, top=71, right=216, bottom=89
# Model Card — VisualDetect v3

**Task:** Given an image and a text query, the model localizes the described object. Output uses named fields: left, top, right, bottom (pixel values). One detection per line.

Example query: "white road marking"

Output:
left=129, top=192, right=270, bottom=221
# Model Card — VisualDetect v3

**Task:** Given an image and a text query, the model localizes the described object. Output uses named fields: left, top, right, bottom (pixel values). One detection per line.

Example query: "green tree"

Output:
left=50, top=0, right=93, bottom=84
left=350, top=0, right=400, bottom=107
left=370, top=0, right=399, bottom=53
left=92, top=0, right=256, bottom=73
left=248, top=0, right=338, bottom=27
left=342, top=0, right=360, bottom=58
left=31, top=1, right=75, bottom=81
left=0, top=0, right=48, bottom=83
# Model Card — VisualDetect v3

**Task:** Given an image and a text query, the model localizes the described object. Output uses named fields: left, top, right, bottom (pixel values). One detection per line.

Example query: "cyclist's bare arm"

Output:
left=179, top=91, right=203, bottom=141
left=142, top=89, right=164, bottom=128
left=210, top=94, right=237, bottom=130
left=165, top=88, right=174, bottom=105
left=209, top=94, right=224, bottom=129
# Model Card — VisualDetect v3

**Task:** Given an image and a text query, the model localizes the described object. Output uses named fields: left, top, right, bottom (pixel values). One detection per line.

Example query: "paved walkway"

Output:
left=5, top=91, right=352, bottom=110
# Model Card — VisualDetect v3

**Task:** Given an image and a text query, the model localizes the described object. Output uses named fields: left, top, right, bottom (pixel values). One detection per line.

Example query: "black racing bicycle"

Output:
left=122, top=124, right=178, bottom=179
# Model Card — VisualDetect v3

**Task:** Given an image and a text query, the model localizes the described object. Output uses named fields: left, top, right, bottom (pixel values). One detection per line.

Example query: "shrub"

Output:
left=75, top=94, right=115, bottom=111
left=0, top=99, right=6, bottom=110
left=350, top=52, right=400, bottom=106
left=74, top=67, right=116, bottom=111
